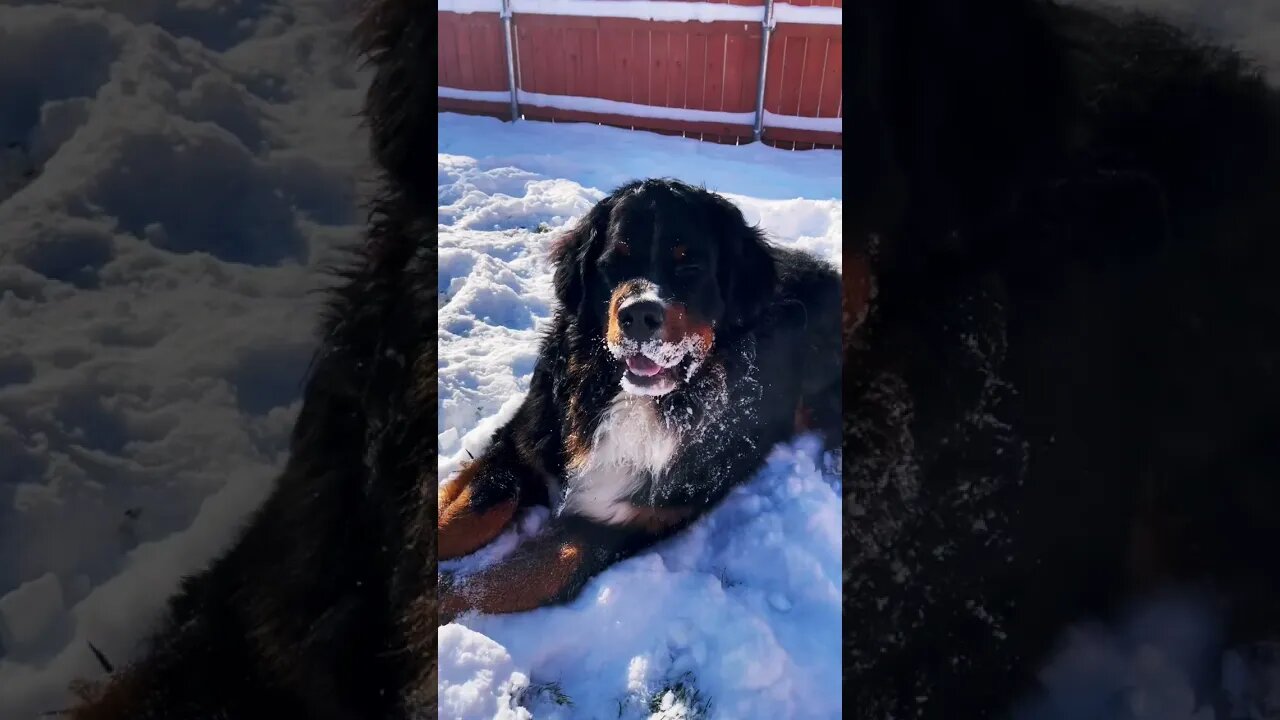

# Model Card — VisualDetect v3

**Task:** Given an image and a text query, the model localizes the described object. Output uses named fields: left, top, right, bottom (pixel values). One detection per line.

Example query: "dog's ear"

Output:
left=710, top=194, right=777, bottom=329
left=551, top=197, right=612, bottom=314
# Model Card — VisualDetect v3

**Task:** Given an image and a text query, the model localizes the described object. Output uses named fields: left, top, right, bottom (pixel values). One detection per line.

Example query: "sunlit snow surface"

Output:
left=0, top=1, right=369, bottom=715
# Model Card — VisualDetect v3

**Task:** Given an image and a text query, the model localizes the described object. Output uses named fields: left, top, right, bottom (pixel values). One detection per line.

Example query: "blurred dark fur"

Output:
left=70, top=1, right=439, bottom=717
left=846, top=1, right=1280, bottom=717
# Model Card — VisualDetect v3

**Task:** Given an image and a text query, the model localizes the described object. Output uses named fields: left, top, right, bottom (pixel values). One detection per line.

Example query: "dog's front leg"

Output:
left=439, top=431, right=558, bottom=560
left=438, top=457, right=522, bottom=560
left=439, top=515, right=652, bottom=624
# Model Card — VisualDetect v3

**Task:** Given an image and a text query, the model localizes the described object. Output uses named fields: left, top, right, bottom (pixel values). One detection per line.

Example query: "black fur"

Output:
left=846, top=1, right=1280, bottom=717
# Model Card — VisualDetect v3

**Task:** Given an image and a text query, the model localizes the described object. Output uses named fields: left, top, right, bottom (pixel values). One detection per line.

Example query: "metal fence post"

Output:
left=501, top=0, right=520, bottom=121
left=751, top=0, right=775, bottom=143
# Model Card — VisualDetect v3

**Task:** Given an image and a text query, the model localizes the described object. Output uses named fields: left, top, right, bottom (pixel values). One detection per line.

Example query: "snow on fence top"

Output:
left=439, top=87, right=843, bottom=133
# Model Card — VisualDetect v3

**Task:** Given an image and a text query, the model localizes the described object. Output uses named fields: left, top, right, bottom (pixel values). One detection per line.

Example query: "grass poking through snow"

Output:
left=522, top=680, right=574, bottom=708
left=647, top=673, right=713, bottom=720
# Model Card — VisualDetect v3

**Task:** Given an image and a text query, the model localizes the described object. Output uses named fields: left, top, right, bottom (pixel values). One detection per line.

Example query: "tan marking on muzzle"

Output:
left=662, top=302, right=715, bottom=355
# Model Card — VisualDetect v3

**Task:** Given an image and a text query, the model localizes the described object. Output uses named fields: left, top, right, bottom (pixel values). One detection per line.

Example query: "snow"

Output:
left=440, top=625, right=534, bottom=720
left=1012, top=593, right=1225, bottom=720
left=438, top=88, right=843, bottom=133
left=0, top=0, right=367, bottom=716
left=0, top=573, right=65, bottom=657
left=438, top=0, right=843, bottom=27
left=437, top=112, right=843, bottom=718
left=760, top=111, right=842, bottom=133
left=770, top=4, right=844, bottom=26
left=438, top=0, right=507, bottom=14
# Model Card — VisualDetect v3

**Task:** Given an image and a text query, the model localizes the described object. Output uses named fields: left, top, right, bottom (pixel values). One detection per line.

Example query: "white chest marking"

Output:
left=560, top=393, right=679, bottom=524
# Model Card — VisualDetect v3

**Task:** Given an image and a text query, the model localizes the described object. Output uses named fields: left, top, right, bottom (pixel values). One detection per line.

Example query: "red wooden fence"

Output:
left=438, top=1, right=843, bottom=150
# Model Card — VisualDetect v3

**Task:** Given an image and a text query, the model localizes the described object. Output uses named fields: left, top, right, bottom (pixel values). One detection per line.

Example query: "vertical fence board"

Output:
left=567, top=25, right=589, bottom=97
left=725, top=31, right=746, bottom=113
left=634, top=26, right=651, bottom=106
left=762, top=27, right=786, bottom=118
left=651, top=29, right=668, bottom=107
left=668, top=29, right=689, bottom=109
left=778, top=33, right=807, bottom=116
left=512, top=16, right=525, bottom=89
left=817, top=32, right=842, bottom=118
left=520, top=17, right=541, bottom=94
left=705, top=31, right=727, bottom=111
left=515, top=19, right=536, bottom=94
left=563, top=24, right=581, bottom=97
left=538, top=19, right=559, bottom=95
left=439, top=14, right=462, bottom=88
left=473, top=19, right=497, bottom=91
left=796, top=33, right=829, bottom=117
left=602, top=26, right=624, bottom=103
left=468, top=18, right=485, bottom=91
left=686, top=31, right=708, bottom=111
left=740, top=25, right=763, bottom=114
left=722, top=32, right=748, bottom=112
left=553, top=23, right=571, bottom=97
left=456, top=17, right=479, bottom=90
left=463, top=13, right=508, bottom=92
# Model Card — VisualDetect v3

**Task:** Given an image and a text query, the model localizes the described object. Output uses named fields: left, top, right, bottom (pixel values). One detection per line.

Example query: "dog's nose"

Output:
left=618, top=300, right=664, bottom=343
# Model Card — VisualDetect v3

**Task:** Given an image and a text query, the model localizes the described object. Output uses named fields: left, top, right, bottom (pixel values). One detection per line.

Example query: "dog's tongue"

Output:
left=626, top=355, right=663, bottom=377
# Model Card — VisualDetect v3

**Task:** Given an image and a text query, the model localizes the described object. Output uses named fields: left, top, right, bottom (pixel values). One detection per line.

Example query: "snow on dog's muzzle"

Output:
left=605, top=279, right=715, bottom=396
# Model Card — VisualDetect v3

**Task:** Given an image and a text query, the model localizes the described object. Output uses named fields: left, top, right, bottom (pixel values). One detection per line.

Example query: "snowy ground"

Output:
left=437, top=113, right=844, bottom=720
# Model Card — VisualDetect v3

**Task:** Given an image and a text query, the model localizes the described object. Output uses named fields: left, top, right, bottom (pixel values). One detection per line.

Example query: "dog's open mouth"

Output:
left=611, top=335, right=710, bottom=396
left=625, top=355, right=664, bottom=377
left=621, top=353, right=678, bottom=395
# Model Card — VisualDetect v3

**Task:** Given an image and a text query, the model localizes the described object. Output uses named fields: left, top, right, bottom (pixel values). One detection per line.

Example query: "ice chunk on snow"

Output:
left=0, top=572, right=64, bottom=656
left=438, top=623, right=533, bottom=720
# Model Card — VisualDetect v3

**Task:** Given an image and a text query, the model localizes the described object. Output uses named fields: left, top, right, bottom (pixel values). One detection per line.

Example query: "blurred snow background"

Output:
left=0, top=0, right=370, bottom=715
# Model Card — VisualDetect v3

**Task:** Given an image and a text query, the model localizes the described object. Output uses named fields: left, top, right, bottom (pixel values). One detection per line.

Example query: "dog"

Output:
left=437, top=178, right=842, bottom=623
left=845, top=1, right=1280, bottom=717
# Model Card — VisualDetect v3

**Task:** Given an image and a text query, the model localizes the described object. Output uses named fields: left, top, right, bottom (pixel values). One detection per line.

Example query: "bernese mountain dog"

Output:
left=846, top=0, right=1280, bottom=718
left=437, top=178, right=842, bottom=622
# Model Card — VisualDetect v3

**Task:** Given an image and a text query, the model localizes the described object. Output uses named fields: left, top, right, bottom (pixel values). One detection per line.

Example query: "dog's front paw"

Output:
left=438, top=465, right=520, bottom=560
